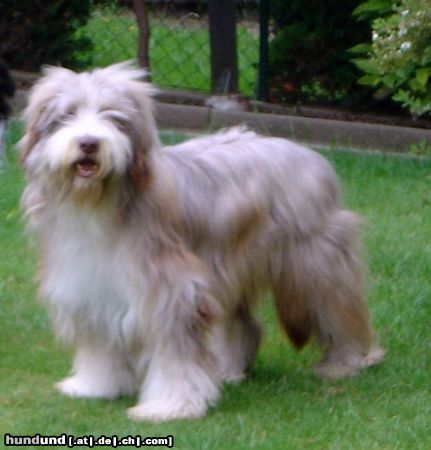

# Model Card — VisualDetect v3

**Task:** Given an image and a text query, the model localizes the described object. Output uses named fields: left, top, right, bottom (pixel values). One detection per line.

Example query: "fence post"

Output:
left=208, top=0, right=238, bottom=94
left=258, top=0, right=269, bottom=101
left=133, top=0, right=151, bottom=71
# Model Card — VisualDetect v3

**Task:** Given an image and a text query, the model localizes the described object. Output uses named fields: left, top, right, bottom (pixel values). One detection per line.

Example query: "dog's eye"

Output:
left=43, top=116, right=70, bottom=135
left=105, top=112, right=131, bottom=132
left=40, top=108, right=76, bottom=136
left=58, top=109, right=76, bottom=124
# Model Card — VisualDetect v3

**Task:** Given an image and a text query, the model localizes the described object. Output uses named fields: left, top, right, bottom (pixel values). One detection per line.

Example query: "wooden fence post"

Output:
left=208, top=0, right=239, bottom=94
left=133, top=0, right=151, bottom=71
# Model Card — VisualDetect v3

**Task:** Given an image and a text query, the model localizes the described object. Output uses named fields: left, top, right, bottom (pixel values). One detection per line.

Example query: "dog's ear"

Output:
left=129, top=143, right=152, bottom=191
left=130, top=80, right=160, bottom=149
left=19, top=105, right=44, bottom=166
left=20, top=66, right=76, bottom=166
left=126, top=80, right=160, bottom=191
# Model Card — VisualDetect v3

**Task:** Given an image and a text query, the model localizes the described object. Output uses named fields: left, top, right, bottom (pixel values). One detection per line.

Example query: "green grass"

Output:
left=77, top=7, right=259, bottom=95
left=1, top=124, right=431, bottom=449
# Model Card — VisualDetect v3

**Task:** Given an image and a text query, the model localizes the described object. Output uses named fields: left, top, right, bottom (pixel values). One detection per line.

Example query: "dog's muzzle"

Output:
left=75, top=136, right=100, bottom=178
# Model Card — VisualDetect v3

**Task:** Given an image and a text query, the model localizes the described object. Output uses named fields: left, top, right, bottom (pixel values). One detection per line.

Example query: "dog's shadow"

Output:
left=213, top=358, right=319, bottom=415
left=211, top=351, right=384, bottom=419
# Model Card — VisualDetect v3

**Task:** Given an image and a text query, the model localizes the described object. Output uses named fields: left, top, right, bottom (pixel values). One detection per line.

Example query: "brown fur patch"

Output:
left=129, top=148, right=152, bottom=192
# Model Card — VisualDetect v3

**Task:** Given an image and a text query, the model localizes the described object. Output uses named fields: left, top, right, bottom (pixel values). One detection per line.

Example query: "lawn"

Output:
left=1, top=123, right=431, bottom=449
left=77, top=6, right=259, bottom=96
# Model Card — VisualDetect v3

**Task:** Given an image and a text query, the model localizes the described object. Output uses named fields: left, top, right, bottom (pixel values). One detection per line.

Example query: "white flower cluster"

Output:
left=364, top=0, right=431, bottom=115
left=371, top=0, right=430, bottom=64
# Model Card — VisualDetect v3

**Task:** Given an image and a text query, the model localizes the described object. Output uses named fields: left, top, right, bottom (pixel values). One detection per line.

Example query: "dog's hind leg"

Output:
left=210, top=302, right=262, bottom=384
left=272, top=210, right=384, bottom=378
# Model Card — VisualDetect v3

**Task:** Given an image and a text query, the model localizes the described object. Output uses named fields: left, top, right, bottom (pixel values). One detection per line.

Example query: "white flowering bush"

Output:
left=352, top=0, right=431, bottom=116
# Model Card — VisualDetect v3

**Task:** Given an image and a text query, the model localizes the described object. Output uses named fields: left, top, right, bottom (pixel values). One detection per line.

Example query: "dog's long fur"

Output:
left=20, top=63, right=383, bottom=421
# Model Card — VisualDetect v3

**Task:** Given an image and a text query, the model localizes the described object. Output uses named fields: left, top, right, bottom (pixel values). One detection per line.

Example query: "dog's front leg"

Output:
left=128, top=341, right=220, bottom=422
left=56, top=341, right=137, bottom=399
left=128, top=263, right=221, bottom=422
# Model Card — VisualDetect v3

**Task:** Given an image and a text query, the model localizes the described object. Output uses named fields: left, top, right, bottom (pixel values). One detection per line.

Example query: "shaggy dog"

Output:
left=20, top=63, right=383, bottom=422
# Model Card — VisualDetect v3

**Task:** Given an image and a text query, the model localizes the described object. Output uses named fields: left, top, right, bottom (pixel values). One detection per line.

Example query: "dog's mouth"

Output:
left=75, top=157, right=99, bottom=178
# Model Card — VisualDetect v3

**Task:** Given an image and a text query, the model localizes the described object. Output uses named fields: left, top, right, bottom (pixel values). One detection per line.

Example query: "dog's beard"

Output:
left=67, top=173, right=109, bottom=206
left=56, top=150, right=116, bottom=206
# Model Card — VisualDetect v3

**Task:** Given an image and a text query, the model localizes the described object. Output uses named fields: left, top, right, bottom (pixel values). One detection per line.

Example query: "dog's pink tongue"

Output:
left=77, top=160, right=97, bottom=177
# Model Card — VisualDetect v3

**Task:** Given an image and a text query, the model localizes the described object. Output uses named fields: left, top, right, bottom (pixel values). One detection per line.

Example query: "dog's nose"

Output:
left=79, top=136, right=100, bottom=155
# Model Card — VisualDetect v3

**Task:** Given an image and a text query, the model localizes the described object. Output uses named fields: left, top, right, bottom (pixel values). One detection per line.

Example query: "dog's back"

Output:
left=165, top=128, right=341, bottom=249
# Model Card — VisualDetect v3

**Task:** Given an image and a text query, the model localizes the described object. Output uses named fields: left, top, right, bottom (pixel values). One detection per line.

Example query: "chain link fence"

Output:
left=78, top=1, right=259, bottom=96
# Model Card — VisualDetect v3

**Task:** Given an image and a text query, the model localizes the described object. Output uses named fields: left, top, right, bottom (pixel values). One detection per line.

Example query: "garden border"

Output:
left=11, top=70, right=431, bottom=153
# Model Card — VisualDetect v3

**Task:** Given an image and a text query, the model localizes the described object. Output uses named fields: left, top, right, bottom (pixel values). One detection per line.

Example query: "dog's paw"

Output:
left=220, top=371, right=246, bottom=384
left=314, top=362, right=359, bottom=379
left=56, top=377, right=95, bottom=398
left=314, top=345, right=385, bottom=379
left=127, top=401, right=206, bottom=422
left=56, top=376, right=122, bottom=399
left=364, top=345, right=385, bottom=367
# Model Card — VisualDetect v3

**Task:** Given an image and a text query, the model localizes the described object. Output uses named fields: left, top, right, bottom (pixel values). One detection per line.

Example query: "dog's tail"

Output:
left=271, top=210, right=381, bottom=375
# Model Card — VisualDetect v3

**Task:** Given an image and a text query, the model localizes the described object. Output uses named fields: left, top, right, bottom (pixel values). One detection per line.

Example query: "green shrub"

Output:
left=268, top=0, right=371, bottom=105
left=352, top=0, right=431, bottom=116
left=0, top=0, right=93, bottom=71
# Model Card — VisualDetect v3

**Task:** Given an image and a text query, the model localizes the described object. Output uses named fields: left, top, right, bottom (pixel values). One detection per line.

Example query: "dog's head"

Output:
left=21, top=62, right=158, bottom=203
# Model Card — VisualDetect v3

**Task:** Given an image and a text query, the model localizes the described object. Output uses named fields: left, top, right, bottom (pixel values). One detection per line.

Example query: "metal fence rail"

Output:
left=80, top=1, right=259, bottom=96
